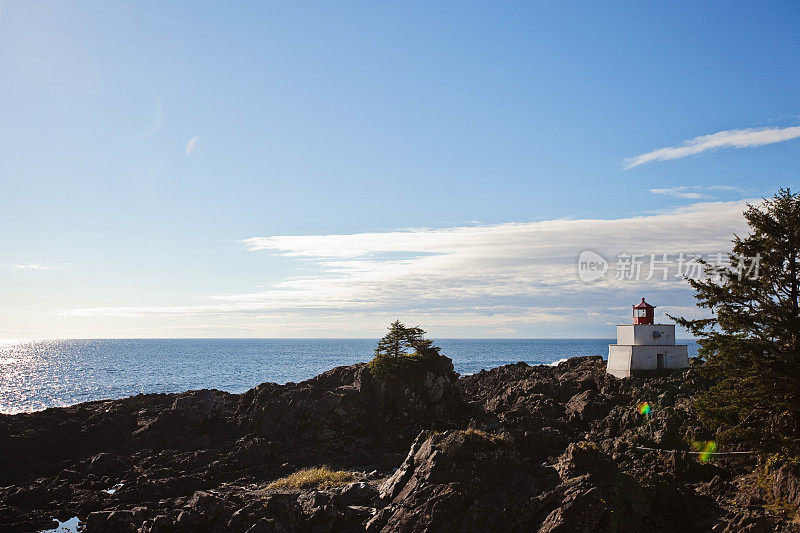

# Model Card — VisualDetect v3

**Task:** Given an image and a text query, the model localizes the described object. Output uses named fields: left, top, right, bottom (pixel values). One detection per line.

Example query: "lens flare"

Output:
left=637, top=402, right=651, bottom=415
left=698, top=441, right=717, bottom=462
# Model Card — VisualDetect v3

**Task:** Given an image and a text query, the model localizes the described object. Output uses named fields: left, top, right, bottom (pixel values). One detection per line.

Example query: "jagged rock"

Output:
left=538, top=485, right=605, bottom=533
left=335, top=481, right=377, bottom=506
left=261, top=493, right=307, bottom=530
left=227, top=435, right=274, bottom=468
left=0, top=355, right=791, bottom=532
left=188, top=490, right=229, bottom=519
left=235, top=361, right=464, bottom=465
left=770, top=464, right=800, bottom=508
left=89, top=452, right=125, bottom=475
left=722, top=511, right=773, bottom=533
left=372, top=429, right=551, bottom=531
left=146, top=514, right=173, bottom=533
left=171, top=390, right=226, bottom=424
left=85, top=509, right=136, bottom=532
left=554, top=442, right=614, bottom=482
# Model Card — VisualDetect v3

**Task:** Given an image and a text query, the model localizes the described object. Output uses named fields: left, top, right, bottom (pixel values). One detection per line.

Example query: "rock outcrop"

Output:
left=1, top=355, right=798, bottom=531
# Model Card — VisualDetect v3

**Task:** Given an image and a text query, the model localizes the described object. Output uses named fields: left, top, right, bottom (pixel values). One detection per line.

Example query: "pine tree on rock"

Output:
left=369, top=321, right=451, bottom=382
left=374, top=320, right=442, bottom=358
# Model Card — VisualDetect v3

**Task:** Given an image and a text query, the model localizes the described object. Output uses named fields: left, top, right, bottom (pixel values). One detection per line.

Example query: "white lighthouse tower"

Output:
left=606, top=298, right=689, bottom=378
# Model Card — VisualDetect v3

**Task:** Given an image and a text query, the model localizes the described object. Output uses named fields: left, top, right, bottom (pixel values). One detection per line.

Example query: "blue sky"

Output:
left=1, top=1, right=799, bottom=338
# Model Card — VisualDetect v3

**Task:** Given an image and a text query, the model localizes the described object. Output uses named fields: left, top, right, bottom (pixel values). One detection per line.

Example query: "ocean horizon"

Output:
left=0, top=338, right=699, bottom=415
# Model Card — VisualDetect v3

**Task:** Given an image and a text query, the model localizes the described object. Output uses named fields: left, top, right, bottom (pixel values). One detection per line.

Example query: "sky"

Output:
left=1, top=1, right=799, bottom=339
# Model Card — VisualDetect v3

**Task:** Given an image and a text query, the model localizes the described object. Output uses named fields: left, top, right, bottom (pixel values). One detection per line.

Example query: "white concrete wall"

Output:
left=607, top=345, right=635, bottom=378
left=607, top=343, right=689, bottom=378
left=616, top=324, right=676, bottom=346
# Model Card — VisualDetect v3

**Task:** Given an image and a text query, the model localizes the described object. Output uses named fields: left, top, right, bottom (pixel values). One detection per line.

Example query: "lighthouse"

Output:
left=606, top=298, right=689, bottom=378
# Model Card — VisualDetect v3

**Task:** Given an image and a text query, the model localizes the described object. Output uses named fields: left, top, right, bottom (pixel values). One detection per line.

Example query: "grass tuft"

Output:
left=462, top=427, right=505, bottom=444
left=440, top=428, right=507, bottom=455
left=266, top=466, right=359, bottom=491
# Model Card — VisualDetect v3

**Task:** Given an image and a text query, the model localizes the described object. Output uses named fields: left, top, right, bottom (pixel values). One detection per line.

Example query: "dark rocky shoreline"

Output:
left=1, top=356, right=798, bottom=532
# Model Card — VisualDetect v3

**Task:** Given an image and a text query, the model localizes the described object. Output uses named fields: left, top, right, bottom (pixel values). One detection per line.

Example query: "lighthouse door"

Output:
left=657, top=353, right=664, bottom=370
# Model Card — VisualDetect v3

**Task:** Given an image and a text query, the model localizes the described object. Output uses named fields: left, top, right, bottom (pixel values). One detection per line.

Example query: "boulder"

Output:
left=89, top=452, right=125, bottom=476
left=335, top=481, right=378, bottom=506
left=372, top=429, right=549, bottom=531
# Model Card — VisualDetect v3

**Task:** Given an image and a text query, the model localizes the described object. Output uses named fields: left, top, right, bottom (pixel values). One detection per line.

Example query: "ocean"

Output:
left=0, top=338, right=699, bottom=414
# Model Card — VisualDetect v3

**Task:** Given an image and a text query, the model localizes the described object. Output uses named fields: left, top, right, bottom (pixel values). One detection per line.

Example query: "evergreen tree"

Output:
left=673, top=188, right=800, bottom=450
left=369, top=321, right=449, bottom=382
left=374, top=320, right=441, bottom=358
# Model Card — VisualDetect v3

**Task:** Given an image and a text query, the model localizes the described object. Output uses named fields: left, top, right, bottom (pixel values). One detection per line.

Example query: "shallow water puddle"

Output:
left=40, top=516, right=81, bottom=532
left=104, top=482, right=124, bottom=494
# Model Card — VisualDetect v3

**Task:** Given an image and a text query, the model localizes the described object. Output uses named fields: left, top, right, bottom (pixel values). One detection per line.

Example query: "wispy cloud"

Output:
left=649, top=185, right=745, bottom=200
left=186, top=136, right=200, bottom=156
left=624, top=125, right=800, bottom=169
left=2, top=263, right=56, bottom=271
left=63, top=200, right=751, bottom=333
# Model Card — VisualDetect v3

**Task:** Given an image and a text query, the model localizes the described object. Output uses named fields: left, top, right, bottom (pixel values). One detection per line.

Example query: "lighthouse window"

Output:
left=634, top=309, right=646, bottom=317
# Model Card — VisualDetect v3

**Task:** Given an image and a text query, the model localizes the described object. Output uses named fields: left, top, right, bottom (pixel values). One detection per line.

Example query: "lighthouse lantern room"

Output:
left=632, top=297, right=655, bottom=325
left=606, top=298, right=689, bottom=378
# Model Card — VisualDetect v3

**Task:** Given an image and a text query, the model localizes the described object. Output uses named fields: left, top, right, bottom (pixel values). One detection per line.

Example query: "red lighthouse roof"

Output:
left=632, top=298, right=655, bottom=324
